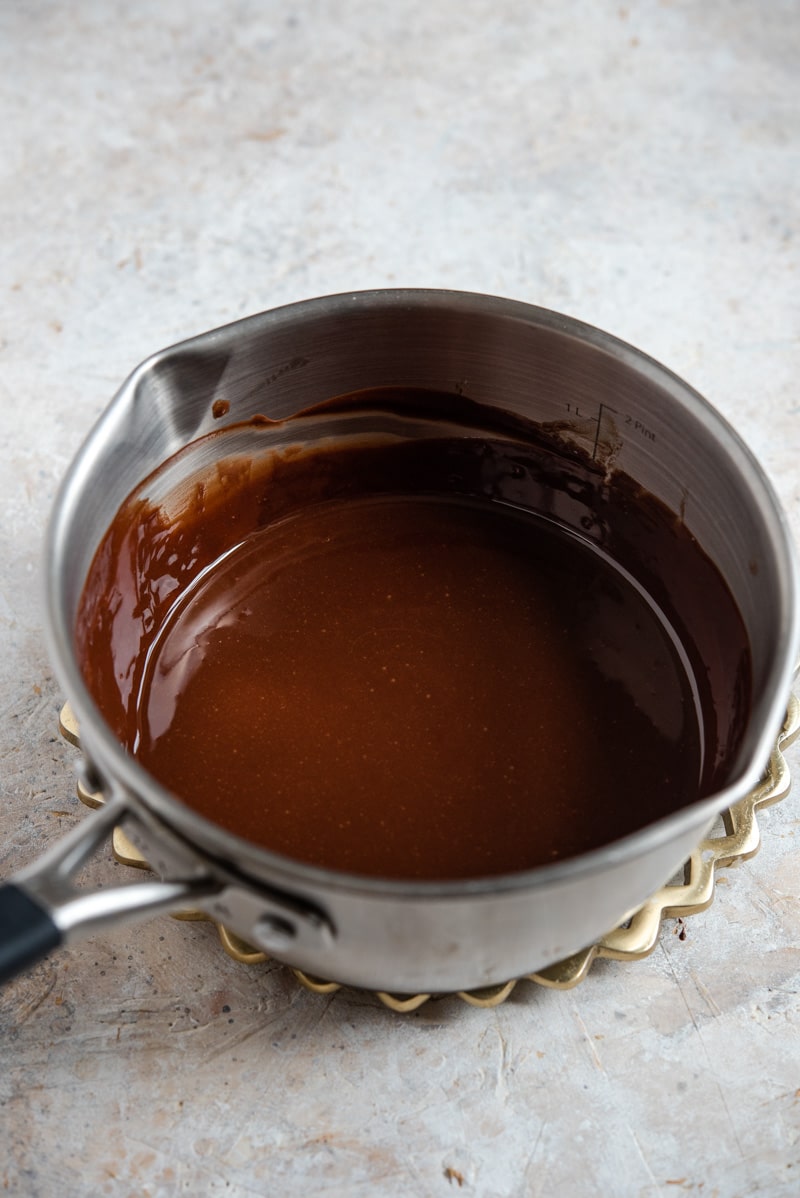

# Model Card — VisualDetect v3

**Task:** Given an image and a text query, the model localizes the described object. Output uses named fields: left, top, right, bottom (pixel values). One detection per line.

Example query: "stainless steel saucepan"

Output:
left=1, top=290, right=797, bottom=993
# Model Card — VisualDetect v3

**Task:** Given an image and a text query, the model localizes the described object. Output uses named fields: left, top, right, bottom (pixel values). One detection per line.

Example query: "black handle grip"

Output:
left=0, top=884, right=62, bottom=984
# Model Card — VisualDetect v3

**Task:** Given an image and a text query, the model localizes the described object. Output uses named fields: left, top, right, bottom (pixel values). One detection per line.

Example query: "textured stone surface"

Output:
left=1, top=2, right=799, bottom=1195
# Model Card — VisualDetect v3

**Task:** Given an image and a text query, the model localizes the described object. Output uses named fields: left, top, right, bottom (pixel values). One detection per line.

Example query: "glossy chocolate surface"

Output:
left=76, top=391, right=751, bottom=879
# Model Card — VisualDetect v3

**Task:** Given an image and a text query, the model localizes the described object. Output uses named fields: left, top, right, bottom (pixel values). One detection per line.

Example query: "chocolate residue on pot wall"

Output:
left=75, top=389, right=752, bottom=879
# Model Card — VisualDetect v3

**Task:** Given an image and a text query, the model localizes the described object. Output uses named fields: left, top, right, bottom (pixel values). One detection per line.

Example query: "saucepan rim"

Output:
left=43, top=288, right=800, bottom=900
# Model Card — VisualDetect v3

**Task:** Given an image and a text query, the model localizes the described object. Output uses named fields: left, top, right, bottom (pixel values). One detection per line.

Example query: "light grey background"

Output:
left=1, top=2, right=799, bottom=1195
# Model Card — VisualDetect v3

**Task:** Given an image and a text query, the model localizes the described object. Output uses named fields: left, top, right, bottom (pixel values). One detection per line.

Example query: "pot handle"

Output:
left=0, top=885, right=62, bottom=985
left=0, top=791, right=217, bottom=986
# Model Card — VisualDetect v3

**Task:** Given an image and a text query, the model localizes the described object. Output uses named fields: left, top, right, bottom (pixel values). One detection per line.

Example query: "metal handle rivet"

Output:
left=253, top=914, right=297, bottom=952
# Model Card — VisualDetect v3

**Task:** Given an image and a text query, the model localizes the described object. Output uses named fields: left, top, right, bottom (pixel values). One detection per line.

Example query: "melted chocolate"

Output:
left=76, top=391, right=752, bottom=880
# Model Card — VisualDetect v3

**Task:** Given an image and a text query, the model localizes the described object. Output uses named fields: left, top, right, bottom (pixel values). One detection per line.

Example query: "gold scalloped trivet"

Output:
left=59, top=696, right=799, bottom=1011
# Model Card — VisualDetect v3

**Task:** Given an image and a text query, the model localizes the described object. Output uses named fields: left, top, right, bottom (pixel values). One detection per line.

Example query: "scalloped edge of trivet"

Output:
left=60, top=693, right=798, bottom=1010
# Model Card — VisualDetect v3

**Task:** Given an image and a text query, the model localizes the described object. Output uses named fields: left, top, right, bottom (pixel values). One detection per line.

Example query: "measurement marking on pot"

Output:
left=564, top=402, right=656, bottom=458
left=624, top=413, right=656, bottom=442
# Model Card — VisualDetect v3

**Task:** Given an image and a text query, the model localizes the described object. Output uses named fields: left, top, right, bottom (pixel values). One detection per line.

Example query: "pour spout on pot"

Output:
left=0, top=791, right=218, bottom=986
